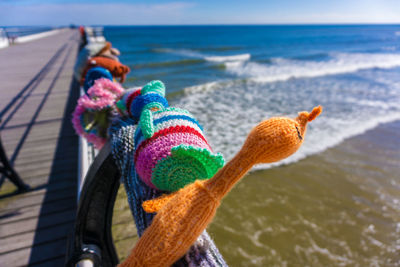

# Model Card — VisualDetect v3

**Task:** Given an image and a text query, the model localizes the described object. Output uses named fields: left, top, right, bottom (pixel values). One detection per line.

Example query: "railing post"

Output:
left=0, top=119, right=30, bottom=192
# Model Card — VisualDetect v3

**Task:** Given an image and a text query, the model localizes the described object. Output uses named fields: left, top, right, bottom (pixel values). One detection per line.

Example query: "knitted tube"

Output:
left=134, top=107, right=225, bottom=191
left=119, top=106, right=322, bottom=267
left=109, top=117, right=228, bottom=267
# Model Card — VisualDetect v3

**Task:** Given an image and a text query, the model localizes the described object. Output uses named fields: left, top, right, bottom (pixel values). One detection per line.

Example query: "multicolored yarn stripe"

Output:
left=134, top=107, right=224, bottom=191
left=116, top=87, right=142, bottom=119
left=109, top=117, right=227, bottom=267
left=126, top=80, right=225, bottom=192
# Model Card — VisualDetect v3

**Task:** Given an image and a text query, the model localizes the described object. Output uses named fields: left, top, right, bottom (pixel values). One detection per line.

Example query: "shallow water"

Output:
left=208, top=121, right=400, bottom=266
left=106, top=25, right=400, bottom=266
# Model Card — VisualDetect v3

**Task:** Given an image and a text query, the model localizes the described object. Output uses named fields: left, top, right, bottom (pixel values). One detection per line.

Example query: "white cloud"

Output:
left=0, top=2, right=196, bottom=25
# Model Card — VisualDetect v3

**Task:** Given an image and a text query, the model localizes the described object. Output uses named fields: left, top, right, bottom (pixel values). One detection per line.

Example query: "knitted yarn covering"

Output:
left=71, top=78, right=124, bottom=149
left=81, top=56, right=130, bottom=85
left=83, top=67, right=113, bottom=93
left=119, top=106, right=322, bottom=267
left=109, top=117, right=227, bottom=267
left=134, top=107, right=225, bottom=192
left=116, top=88, right=142, bottom=118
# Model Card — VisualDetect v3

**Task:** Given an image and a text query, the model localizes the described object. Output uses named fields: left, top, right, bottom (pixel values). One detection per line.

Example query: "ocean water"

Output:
left=105, top=26, right=400, bottom=266
left=105, top=25, right=400, bottom=167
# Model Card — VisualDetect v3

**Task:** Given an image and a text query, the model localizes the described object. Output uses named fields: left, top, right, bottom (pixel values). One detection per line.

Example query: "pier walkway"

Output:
left=0, top=29, right=80, bottom=266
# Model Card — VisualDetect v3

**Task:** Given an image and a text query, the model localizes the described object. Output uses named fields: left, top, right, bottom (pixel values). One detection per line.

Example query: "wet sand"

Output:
left=208, top=121, right=400, bottom=266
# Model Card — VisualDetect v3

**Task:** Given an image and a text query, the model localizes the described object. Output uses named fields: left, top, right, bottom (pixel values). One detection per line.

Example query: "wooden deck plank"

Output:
left=0, top=222, right=73, bottom=254
left=1, top=187, right=76, bottom=211
left=0, top=29, right=80, bottom=265
left=0, top=199, right=76, bottom=224
left=0, top=238, right=68, bottom=267
left=0, top=209, right=75, bottom=237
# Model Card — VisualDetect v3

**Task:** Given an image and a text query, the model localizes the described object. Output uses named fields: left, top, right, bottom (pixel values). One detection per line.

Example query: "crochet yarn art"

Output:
left=117, top=80, right=225, bottom=192
left=120, top=106, right=323, bottom=267
left=83, top=66, right=113, bottom=93
left=81, top=56, right=130, bottom=85
left=109, top=117, right=228, bottom=267
left=72, top=78, right=124, bottom=149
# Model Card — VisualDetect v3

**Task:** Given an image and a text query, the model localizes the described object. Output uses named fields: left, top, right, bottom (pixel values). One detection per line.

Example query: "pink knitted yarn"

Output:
left=87, top=78, right=124, bottom=98
left=71, top=104, right=86, bottom=137
left=71, top=78, right=125, bottom=149
left=77, top=94, right=114, bottom=111
left=135, top=132, right=212, bottom=188
left=71, top=103, right=107, bottom=149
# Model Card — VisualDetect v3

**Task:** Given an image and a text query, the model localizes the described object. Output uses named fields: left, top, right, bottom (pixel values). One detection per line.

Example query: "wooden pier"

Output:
left=0, top=29, right=80, bottom=266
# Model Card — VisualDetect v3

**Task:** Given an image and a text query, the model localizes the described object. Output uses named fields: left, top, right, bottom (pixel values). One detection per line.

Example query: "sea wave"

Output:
left=225, top=52, right=400, bottom=83
left=205, top=53, right=251, bottom=62
left=265, top=112, right=400, bottom=170
left=134, top=58, right=204, bottom=69
left=172, top=66, right=400, bottom=170
left=154, top=47, right=250, bottom=63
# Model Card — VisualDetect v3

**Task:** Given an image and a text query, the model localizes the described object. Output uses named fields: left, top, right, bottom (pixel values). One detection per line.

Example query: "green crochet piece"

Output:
left=152, top=145, right=225, bottom=192
left=139, top=109, right=154, bottom=139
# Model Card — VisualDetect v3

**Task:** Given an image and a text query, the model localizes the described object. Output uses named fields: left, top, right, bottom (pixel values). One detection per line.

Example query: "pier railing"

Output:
left=67, top=26, right=121, bottom=267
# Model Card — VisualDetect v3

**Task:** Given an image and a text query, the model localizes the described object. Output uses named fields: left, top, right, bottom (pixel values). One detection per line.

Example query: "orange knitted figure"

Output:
left=120, top=106, right=322, bottom=267
left=81, top=56, right=130, bottom=85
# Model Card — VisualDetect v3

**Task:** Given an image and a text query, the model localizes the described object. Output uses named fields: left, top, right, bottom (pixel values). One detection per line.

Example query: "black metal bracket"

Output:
left=65, top=143, right=121, bottom=267
left=0, top=119, right=30, bottom=193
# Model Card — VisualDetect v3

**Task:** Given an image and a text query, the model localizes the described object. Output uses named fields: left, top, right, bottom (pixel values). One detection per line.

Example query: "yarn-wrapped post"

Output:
left=109, top=117, right=228, bottom=267
left=119, top=106, right=322, bottom=267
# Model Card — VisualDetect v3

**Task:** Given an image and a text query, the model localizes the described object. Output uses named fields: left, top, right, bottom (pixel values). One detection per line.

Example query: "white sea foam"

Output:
left=265, top=112, right=400, bottom=170
left=157, top=47, right=250, bottom=63
left=225, top=52, right=400, bottom=83
left=171, top=65, right=400, bottom=170
left=205, top=53, right=250, bottom=62
left=157, top=48, right=205, bottom=58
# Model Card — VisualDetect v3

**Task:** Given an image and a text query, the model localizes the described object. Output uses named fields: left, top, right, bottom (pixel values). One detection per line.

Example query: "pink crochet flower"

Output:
left=71, top=79, right=125, bottom=149
left=88, top=78, right=124, bottom=99
left=78, top=94, right=115, bottom=110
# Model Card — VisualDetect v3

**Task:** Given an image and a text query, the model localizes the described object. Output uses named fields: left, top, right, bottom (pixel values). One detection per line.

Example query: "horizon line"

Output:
left=2, top=22, right=400, bottom=27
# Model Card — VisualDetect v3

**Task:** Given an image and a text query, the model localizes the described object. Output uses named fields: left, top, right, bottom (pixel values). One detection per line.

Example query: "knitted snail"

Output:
left=117, top=80, right=225, bottom=192
left=119, top=106, right=323, bottom=267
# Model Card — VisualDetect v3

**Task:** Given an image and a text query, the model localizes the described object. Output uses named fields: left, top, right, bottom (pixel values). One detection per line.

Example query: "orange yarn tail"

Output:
left=307, top=106, right=322, bottom=122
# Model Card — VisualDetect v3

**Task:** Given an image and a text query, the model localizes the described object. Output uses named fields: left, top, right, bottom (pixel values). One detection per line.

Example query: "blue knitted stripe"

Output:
left=134, top=114, right=204, bottom=147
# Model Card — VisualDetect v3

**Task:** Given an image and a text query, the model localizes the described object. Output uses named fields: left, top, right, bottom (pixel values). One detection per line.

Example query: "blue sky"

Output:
left=1, top=0, right=400, bottom=26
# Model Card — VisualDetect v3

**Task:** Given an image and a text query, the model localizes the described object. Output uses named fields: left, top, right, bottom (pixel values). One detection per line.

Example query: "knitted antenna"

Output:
left=109, top=117, right=228, bottom=267
left=119, top=106, right=322, bottom=267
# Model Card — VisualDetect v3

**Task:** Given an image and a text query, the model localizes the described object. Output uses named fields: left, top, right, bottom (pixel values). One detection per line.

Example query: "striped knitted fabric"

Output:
left=134, top=107, right=224, bottom=192
left=119, top=106, right=323, bottom=267
left=116, top=80, right=225, bottom=192
left=109, top=117, right=228, bottom=267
